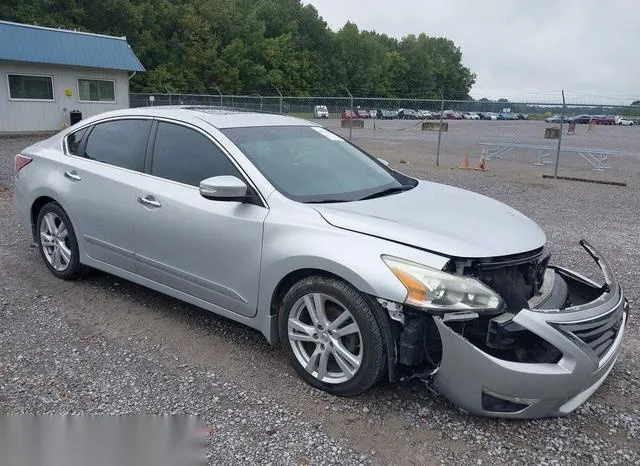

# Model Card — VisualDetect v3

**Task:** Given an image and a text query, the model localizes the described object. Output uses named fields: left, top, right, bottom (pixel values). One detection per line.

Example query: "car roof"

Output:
left=84, top=106, right=317, bottom=129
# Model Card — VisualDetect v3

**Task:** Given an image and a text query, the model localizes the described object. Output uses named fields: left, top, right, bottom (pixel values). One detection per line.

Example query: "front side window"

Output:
left=222, top=126, right=415, bottom=203
left=84, top=119, right=151, bottom=171
left=8, top=74, right=54, bottom=100
left=151, top=122, right=240, bottom=186
left=78, top=79, right=115, bottom=102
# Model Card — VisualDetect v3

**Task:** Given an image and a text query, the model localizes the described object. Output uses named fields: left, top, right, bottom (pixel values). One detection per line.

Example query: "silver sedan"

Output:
left=13, top=107, right=629, bottom=418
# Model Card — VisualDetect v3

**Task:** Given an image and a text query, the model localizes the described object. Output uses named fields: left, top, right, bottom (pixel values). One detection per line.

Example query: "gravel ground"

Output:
left=326, top=119, right=640, bottom=183
left=1, top=134, right=639, bottom=465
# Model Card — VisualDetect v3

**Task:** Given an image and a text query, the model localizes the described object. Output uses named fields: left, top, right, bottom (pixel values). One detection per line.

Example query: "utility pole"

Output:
left=436, top=90, right=445, bottom=167
left=554, top=90, right=566, bottom=178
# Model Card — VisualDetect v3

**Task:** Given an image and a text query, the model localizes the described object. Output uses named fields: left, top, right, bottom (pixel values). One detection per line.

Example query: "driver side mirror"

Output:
left=199, top=176, right=249, bottom=202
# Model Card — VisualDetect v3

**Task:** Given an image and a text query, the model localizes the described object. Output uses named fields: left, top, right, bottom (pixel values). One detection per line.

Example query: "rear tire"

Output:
left=36, top=202, right=84, bottom=280
left=278, top=276, right=386, bottom=396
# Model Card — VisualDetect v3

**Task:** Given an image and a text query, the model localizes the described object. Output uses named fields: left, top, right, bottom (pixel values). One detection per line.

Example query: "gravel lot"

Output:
left=1, top=133, right=639, bottom=465
left=325, top=119, right=640, bottom=183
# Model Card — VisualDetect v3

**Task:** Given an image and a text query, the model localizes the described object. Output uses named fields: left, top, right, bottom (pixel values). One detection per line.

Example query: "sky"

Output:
left=302, top=0, right=639, bottom=104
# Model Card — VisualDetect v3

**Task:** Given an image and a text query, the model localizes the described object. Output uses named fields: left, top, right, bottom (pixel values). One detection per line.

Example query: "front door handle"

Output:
left=64, top=171, right=81, bottom=181
left=137, top=195, right=161, bottom=208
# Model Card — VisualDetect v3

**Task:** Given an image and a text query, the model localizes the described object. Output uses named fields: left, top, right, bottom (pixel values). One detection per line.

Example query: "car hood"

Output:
left=312, top=181, right=546, bottom=258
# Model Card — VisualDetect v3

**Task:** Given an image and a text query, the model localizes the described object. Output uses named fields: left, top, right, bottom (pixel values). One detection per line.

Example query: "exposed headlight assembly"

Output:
left=382, top=255, right=503, bottom=312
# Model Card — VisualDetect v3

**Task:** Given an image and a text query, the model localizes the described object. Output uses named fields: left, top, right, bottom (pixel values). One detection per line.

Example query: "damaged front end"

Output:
left=382, top=240, right=629, bottom=419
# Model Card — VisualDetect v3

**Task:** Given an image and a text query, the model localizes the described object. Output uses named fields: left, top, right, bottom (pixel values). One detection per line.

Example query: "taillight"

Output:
left=14, top=154, right=32, bottom=176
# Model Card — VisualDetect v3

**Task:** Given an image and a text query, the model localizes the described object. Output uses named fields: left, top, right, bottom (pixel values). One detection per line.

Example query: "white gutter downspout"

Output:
left=128, top=71, right=137, bottom=80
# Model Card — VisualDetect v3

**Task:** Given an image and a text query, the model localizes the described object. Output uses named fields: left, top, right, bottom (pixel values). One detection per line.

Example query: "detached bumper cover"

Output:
left=432, top=240, right=629, bottom=419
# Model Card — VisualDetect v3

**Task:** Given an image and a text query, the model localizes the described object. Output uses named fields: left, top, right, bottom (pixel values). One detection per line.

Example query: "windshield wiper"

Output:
left=358, top=185, right=414, bottom=201
left=305, top=199, right=349, bottom=204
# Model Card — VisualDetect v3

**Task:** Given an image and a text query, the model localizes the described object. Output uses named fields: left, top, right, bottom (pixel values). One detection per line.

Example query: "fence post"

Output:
left=274, top=86, right=283, bottom=114
left=346, top=88, right=353, bottom=141
left=554, top=90, right=566, bottom=178
left=436, top=92, right=445, bottom=167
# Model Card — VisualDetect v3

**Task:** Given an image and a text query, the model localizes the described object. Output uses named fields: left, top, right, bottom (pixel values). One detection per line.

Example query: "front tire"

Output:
left=36, top=202, right=84, bottom=280
left=278, top=276, right=386, bottom=396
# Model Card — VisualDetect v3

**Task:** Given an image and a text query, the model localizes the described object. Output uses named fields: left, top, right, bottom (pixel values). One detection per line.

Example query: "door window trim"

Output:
left=147, top=117, right=268, bottom=208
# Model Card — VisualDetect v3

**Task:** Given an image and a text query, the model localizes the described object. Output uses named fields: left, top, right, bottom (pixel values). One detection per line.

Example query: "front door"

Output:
left=133, top=121, right=267, bottom=318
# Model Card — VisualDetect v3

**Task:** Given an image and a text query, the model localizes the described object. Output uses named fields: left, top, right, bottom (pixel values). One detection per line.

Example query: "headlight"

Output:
left=382, top=255, right=503, bottom=312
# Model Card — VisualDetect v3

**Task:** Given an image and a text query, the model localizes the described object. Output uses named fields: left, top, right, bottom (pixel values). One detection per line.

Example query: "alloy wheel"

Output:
left=287, top=293, right=363, bottom=384
left=40, top=212, right=72, bottom=272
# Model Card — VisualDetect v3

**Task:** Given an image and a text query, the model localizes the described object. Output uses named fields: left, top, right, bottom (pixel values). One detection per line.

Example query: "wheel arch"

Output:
left=264, top=259, right=379, bottom=319
left=269, top=268, right=351, bottom=317
left=30, top=194, right=62, bottom=241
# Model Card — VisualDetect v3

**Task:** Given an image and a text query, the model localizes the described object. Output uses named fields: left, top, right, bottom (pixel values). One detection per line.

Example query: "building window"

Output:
left=8, top=74, right=54, bottom=100
left=78, top=79, right=116, bottom=102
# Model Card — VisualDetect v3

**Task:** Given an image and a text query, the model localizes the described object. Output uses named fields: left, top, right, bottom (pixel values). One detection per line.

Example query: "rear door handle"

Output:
left=64, top=171, right=81, bottom=181
left=137, top=195, right=161, bottom=208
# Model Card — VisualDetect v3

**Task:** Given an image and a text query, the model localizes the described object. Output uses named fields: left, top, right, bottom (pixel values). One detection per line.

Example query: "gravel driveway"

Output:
left=1, top=135, right=638, bottom=465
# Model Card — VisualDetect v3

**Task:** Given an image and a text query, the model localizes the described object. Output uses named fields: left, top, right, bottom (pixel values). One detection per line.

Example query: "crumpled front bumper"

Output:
left=431, top=240, right=630, bottom=419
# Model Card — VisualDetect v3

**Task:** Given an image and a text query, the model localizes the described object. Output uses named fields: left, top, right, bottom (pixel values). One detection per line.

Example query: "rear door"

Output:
left=60, top=118, right=152, bottom=272
left=133, top=120, right=267, bottom=317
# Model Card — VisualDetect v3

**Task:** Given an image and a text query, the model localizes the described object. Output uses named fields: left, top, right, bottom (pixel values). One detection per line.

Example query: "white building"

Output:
left=0, top=20, right=145, bottom=133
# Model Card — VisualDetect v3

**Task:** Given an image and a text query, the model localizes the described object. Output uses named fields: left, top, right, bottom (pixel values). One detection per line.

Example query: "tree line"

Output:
left=0, top=0, right=476, bottom=99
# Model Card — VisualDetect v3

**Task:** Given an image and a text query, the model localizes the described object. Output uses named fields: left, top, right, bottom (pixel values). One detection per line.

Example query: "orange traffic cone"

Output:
left=474, top=155, right=487, bottom=171
left=458, top=154, right=471, bottom=169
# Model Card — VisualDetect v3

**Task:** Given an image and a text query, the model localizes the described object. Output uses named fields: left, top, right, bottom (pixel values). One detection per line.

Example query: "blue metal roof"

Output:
left=0, top=21, right=145, bottom=72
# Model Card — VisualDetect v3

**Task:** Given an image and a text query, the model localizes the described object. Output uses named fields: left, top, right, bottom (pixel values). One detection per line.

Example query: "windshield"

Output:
left=222, top=125, right=416, bottom=203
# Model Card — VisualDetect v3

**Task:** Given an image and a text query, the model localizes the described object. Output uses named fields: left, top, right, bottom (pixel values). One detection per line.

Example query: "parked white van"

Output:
left=314, top=105, right=329, bottom=119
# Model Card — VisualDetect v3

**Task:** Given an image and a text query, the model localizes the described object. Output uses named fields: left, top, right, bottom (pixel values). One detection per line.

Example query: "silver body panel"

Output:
left=433, top=271, right=627, bottom=418
left=13, top=107, right=628, bottom=419
left=314, top=181, right=546, bottom=258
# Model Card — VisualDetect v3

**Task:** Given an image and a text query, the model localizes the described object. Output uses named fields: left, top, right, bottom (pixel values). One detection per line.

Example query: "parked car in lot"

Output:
left=313, top=105, right=329, bottom=119
left=342, top=110, right=362, bottom=119
left=355, top=109, right=369, bottom=119
left=397, top=108, right=419, bottom=120
left=464, top=112, right=480, bottom=120
left=545, top=115, right=570, bottom=124
left=376, top=109, right=398, bottom=120
left=590, top=115, right=616, bottom=125
left=479, top=112, right=498, bottom=120
left=615, top=116, right=634, bottom=126
left=567, top=114, right=592, bottom=124
left=514, top=113, right=529, bottom=120
left=416, top=110, right=432, bottom=119
left=443, top=110, right=463, bottom=120
left=497, top=113, right=515, bottom=120
left=14, top=107, right=629, bottom=419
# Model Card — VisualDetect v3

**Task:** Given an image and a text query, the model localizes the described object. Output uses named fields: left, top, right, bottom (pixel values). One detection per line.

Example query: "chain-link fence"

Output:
left=130, top=92, right=640, bottom=182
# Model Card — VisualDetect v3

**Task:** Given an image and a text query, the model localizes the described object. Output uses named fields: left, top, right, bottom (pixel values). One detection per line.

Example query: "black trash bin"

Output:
left=69, top=110, right=82, bottom=125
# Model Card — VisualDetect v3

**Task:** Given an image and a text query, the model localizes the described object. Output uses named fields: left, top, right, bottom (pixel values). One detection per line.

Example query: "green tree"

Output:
left=0, top=0, right=477, bottom=97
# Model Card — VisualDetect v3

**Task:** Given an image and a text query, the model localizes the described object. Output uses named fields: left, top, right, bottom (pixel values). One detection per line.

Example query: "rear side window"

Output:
left=84, top=119, right=151, bottom=171
left=66, top=127, right=88, bottom=155
left=151, top=122, right=239, bottom=186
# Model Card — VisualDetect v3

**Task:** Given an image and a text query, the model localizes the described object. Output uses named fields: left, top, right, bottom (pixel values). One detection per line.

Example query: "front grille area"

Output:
left=556, top=304, right=624, bottom=359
